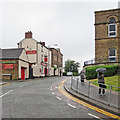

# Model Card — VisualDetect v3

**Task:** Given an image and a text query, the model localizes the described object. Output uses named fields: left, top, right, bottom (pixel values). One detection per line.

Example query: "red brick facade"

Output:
left=50, top=48, right=63, bottom=68
left=1, top=60, right=18, bottom=80
left=25, top=31, right=32, bottom=38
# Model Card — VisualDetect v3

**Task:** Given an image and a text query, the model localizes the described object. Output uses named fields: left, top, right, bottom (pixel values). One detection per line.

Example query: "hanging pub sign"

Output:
left=26, top=50, right=37, bottom=54
left=4, top=64, right=14, bottom=69
left=1, top=61, right=17, bottom=64
left=41, top=63, right=47, bottom=67
left=44, top=57, right=48, bottom=63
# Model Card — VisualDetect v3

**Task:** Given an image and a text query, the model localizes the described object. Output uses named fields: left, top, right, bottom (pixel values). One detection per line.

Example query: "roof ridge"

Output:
left=2, top=48, right=24, bottom=50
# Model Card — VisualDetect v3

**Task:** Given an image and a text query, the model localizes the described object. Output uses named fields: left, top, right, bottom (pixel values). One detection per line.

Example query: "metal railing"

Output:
left=84, top=58, right=120, bottom=66
left=84, top=59, right=95, bottom=66
left=71, top=76, right=120, bottom=109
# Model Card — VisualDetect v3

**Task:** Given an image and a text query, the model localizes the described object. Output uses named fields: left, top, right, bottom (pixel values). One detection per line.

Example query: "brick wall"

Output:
left=50, top=48, right=63, bottom=68
left=25, top=31, right=32, bottom=38
left=95, top=8, right=120, bottom=63
left=1, top=60, right=18, bottom=80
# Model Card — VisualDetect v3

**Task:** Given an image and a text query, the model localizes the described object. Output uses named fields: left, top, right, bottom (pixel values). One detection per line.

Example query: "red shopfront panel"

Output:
left=44, top=68, right=45, bottom=74
left=44, top=57, right=48, bottom=63
left=26, top=50, right=37, bottom=54
left=4, top=64, right=13, bottom=69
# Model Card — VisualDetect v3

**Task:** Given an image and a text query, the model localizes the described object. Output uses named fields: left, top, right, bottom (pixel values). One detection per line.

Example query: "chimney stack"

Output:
left=25, top=31, right=32, bottom=38
left=40, top=42, right=45, bottom=46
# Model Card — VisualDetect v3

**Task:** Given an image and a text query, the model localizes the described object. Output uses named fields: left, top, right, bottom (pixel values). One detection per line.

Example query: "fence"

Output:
left=84, top=59, right=95, bottom=66
left=84, top=58, right=120, bottom=66
left=71, top=76, right=120, bottom=109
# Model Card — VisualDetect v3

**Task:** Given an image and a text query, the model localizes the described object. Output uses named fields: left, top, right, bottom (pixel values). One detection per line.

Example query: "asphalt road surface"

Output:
left=0, top=77, right=118, bottom=119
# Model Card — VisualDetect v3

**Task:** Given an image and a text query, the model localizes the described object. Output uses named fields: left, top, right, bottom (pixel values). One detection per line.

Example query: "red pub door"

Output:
left=21, top=67, right=25, bottom=80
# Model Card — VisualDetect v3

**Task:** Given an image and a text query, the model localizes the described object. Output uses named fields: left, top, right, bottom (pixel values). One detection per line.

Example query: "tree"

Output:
left=64, top=59, right=80, bottom=73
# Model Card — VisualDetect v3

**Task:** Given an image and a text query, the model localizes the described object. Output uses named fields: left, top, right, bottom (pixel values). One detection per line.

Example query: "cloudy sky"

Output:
left=0, top=0, right=119, bottom=70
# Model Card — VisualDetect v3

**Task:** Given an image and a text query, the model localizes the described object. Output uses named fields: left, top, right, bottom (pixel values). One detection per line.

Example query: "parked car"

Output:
left=67, top=72, right=73, bottom=76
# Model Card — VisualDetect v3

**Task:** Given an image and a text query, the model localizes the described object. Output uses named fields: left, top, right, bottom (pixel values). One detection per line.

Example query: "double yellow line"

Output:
left=0, top=83, right=11, bottom=87
left=58, top=79, right=120, bottom=120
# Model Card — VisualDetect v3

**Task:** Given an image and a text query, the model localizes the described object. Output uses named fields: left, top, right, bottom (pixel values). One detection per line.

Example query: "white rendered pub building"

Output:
left=18, top=31, right=54, bottom=78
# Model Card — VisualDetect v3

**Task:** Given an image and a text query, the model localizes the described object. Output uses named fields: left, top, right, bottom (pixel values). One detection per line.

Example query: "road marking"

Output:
left=20, top=86, right=24, bottom=87
left=51, top=82, right=57, bottom=89
left=87, top=113, right=100, bottom=119
left=0, top=83, right=11, bottom=87
left=56, top=96, right=61, bottom=100
left=52, top=92, right=55, bottom=95
left=68, top=103, right=76, bottom=109
left=0, top=90, right=13, bottom=98
left=58, top=79, right=120, bottom=119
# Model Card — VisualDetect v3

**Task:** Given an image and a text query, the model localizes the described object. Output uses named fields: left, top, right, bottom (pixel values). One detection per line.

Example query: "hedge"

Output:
left=73, top=72, right=79, bottom=76
left=85, top=65, right=119, bottom=80
left=63, top=72, right=67, bottom=76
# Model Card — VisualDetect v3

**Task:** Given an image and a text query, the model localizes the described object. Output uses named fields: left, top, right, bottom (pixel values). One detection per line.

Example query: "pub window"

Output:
left=109, top=49, right=116, bottom=62
left=41, top=55, right=43, bottom=63
left=41, top=67, right=43, bottom=74
left=108, top=18, right=116, bottom=37
left=41, top=46, right=43, bottom=52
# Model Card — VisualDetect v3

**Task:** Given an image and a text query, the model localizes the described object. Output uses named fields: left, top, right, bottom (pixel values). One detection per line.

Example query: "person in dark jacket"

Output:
left=97, top=72, right=106, bottom=95
left=80, top=71, right=85, bottom=83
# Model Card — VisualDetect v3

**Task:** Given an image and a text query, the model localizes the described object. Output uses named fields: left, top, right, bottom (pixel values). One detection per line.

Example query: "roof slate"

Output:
left=0, top=48, right=24, bottom=59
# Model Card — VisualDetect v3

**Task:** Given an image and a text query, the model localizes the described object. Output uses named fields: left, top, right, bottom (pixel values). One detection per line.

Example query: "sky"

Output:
left=0, top=0, right=119, bottom=70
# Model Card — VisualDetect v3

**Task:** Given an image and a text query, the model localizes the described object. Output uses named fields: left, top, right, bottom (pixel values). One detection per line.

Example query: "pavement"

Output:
left=64, top=77, right=120, bottom=115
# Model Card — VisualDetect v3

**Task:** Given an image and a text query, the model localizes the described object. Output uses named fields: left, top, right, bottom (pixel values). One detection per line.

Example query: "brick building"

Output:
left=0, top=48, right=29, bottom=80
left=49, top=48, right=63, bottom=76
left=95, top=8, right=120, bottom=64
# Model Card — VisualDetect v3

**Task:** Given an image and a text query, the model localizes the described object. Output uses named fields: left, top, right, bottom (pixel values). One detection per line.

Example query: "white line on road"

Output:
left=52, top=92, right=55, bottom=95
left=67, top=103, right=76, bottom=109
left=56, top=96, right=61, bottom=100
left=20, top=86, right=24, bottom=87
left=87, top=113, right=100, bottom=119
left=0, top=90, right=13, bottom=98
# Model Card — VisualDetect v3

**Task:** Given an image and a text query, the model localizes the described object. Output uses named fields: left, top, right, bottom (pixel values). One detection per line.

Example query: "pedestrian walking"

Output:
left=60, top=70, right=62, bottom=77
left=80, top=71, right=85, bottom=83
left=97, top=72, right=106, bottom=95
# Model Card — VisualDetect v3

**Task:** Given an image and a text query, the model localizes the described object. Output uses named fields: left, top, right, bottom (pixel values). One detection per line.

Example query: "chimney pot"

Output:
left=25, top=31, right=32, bottom=38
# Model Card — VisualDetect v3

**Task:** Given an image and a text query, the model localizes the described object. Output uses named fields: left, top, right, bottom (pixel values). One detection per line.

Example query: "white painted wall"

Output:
left=18, top=60, right=29, bottom=79
left=18, top=49, right=29, bottom=79
left=50, top=67, right=54, bottom=76
left=18, top=38, right=37, bottom=63
left=37, top=43, right=50, bottom=77
left=32, top=64, right=41, bottom=77
left=18, top=38, right=53, bottom=77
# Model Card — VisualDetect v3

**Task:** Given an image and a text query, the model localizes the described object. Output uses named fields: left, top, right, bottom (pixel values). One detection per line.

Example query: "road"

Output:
left=0, top=77, right=118, bottom=119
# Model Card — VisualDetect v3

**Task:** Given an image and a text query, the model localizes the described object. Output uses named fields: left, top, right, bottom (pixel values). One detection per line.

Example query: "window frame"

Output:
left=108, top=23, right=117, bottom=37
left=109, top=49, right=116, bottom=62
